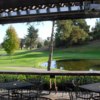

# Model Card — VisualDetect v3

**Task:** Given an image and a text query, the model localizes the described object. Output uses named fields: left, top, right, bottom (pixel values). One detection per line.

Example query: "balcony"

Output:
left=0, top=70, right=100, bottom=100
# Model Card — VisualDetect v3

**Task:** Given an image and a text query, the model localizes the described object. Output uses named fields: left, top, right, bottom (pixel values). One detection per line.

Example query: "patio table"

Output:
left=0, top=81, right=33, bottom=99
left=79, top=82, right=100, bottom=99
left=79, top=83, right=100, bottom=93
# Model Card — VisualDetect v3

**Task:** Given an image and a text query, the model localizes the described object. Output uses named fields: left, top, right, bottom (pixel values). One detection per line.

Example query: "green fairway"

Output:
left=0, top=41, right=100, bottom=70
left=0, top=49, right=49, bottom=68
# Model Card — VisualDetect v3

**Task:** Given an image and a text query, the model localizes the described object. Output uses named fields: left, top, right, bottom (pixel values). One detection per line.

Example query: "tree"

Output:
left=44, top=37, right=50, bottom=47
left=0, top=43, right=2, bottom=49
left=55, top=20, right=72, bottom=47
left=36, top=37, right=44, bottom=48
left=70, top=26, right=89, bottom=44
left=37, top=42, right=42, bottom=48
left=73, top=19, right=90, bottom=33
left=20, top=38, right=25, bottom=50
left=26, top=25, right=38, bottom=50
left=2, top=26, right=20, bottom=55
left=91, top=19, right=100, bottom=39
left=56, top=20, right=72, bottom=40
left=25, top=37, right=30, bottom=49
left=55, top=19, right=90, bottom=47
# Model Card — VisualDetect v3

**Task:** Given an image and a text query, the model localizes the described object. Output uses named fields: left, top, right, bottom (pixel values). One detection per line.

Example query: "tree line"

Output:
left=1, top=19, right=100, bottom=55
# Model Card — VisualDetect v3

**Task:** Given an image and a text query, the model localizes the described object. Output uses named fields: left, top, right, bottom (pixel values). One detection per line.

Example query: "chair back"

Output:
left=32, top=97, right=52, bottom=100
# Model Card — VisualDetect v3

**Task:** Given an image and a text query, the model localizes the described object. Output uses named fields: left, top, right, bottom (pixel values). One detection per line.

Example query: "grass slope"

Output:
left=0, top=40, right=100, bottom=70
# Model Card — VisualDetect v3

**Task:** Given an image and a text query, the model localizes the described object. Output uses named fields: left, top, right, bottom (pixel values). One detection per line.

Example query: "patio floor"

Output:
left=42, top=91, right=70, bottom=100
left=1, top=91, right=97, bottom=100
left=0, top=91, right=71, bottom=100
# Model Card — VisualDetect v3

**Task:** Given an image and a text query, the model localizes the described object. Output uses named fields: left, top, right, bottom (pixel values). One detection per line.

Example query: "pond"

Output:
left=42, top=59, right=100, bottom=71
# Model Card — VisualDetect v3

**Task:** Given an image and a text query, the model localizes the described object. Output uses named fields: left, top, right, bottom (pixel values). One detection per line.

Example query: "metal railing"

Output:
left=0, top=70, right=100, bottom=76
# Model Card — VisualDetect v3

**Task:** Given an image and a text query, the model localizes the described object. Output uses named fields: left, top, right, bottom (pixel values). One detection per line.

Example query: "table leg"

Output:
left=8, top=90, right=10, bottom=100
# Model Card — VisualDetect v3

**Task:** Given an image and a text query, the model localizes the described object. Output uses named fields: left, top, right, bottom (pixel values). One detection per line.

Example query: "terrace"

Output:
left=0, top=71, right=99, bottom=99
left=0, top=0, right=100, bottom=100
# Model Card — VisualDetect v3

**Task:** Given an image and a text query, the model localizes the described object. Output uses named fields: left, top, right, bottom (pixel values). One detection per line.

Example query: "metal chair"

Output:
left=28, top=78, right=50, bottom=96
left=65, top=87, right=74, bottom=100
left=72, top=79, right=93, bottom=100
left=22, top=91, right=37, bottom=100
left=22, top=78, right=48, bottom=100
left=0, top=90, right=9, bottom=100
left=62, top=81, right=75, bottom=100
left=92, top=96, right=100, bottom=100
left=30, top=97, right=52, bottom=100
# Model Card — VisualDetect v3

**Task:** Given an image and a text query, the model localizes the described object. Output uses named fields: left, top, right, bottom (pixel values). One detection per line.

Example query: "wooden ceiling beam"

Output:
left=0, top=0, right=99, bottom=24
left=0, top=11, right=100, bottom=24
left=0, top=0, right=91, bottom=9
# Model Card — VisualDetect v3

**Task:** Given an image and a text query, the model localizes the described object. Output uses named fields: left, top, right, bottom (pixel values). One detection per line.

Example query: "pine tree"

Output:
left=25, top=26, right=38, bottom=50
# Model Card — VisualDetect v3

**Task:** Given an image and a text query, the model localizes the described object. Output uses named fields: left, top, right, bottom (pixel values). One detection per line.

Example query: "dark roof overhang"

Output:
left=0, top=0, right=99, bottom=24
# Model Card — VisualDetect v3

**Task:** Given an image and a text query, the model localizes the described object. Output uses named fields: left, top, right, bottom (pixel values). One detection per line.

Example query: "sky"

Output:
left=0, top=18, right=97, bottom=43
left=0, top=21, right=53, bottom=43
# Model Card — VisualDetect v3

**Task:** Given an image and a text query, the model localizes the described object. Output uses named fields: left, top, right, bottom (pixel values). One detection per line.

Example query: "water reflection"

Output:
left=41, top=61, right=57, bottom=69
left=42, top=59, right=100, bottom=71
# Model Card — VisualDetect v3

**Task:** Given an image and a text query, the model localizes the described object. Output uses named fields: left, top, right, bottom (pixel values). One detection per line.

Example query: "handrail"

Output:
left=0, top=71, right=100, bottom=76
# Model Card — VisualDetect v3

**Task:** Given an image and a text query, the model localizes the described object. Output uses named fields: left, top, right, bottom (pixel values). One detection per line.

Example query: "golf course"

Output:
left=0, top=40, right=100, bottom=71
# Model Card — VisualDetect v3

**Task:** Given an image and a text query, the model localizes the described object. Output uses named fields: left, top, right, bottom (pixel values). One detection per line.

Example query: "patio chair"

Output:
left=22, top=91, right=52, bottom=100
left=65, top=87, right=74, bottom=100
left=92, top=96, right=100, bottom=100
left=62, top=81, right=75, bottom=100
left=28, top=78, right=50, bottom=96
left=31, top=96, right=52, bottom=100
left=0, top=82, right=15, bottom=100
left=21, top=91, right=37, bottom=100
left=72, top=79, right=93, bottom=100
left=0, top=90, right=9, bottom=99
left=21, top=78, right=46, bottom=100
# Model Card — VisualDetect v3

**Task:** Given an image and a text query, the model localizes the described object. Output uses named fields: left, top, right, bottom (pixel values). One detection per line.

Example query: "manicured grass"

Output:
left=0, top=41, right=100, bottom=70
left=0, top=49, right=49, bottom=67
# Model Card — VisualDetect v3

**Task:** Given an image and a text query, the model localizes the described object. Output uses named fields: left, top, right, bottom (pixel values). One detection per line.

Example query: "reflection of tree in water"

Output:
left=56, top=59, right=100, bottom=71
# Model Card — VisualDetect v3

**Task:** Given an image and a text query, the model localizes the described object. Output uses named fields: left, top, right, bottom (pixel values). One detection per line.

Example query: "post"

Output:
left=47, top=21, right=55, bottom=71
